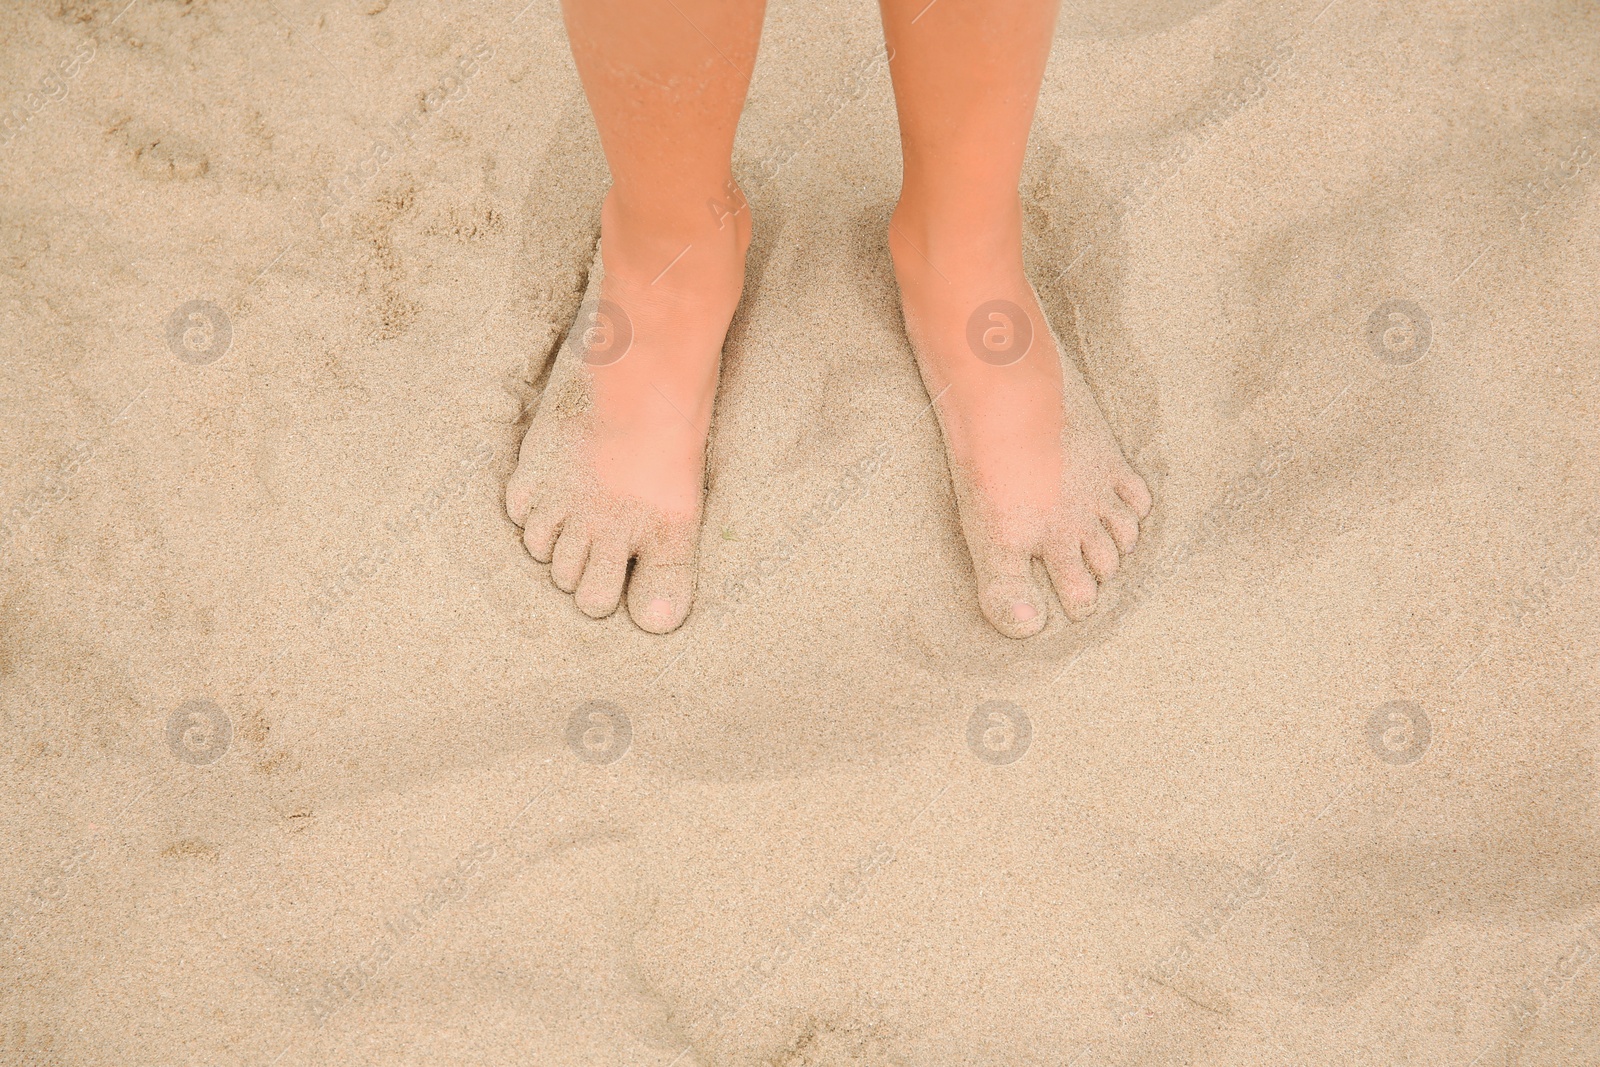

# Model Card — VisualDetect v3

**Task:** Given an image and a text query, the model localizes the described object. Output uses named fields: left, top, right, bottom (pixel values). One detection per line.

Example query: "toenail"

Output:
left=1012, top=601, right=1038, bottom=623
left=647, top=597, right=673, bottom=621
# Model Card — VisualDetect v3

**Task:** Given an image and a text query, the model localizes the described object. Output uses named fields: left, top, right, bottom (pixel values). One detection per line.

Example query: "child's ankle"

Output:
left=600, top=185, right=750, bottom=282
left=890, top=192, right=1023, bottom=264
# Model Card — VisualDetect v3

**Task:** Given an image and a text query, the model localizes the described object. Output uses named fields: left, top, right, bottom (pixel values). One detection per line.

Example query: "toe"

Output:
left=971, top=542, right=1049, bottom=639
left=1116, top=470, right=1153, bottom=519
left=1044, top=539, right=1099, bottom=621
left=1101, top=496, right=1141, bottom=554
left=505, top=478, right=536, bottom=527
left=1081, top=523, right=1121, bottom=583
left=627, top=532, right=696, bottom=635
left=523, top=506, right=563, bottom=564
left=575, top=541, right=629, bottom=619
left=549, top=525, right=590, bottom=593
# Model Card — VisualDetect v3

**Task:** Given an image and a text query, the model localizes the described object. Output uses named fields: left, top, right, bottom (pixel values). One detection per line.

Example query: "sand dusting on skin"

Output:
left=3, top=0, right=1600, bottom=1063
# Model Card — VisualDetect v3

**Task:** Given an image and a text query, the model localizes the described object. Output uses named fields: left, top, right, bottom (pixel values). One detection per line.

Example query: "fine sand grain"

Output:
left=3, top=0, right=1599, bottom=1064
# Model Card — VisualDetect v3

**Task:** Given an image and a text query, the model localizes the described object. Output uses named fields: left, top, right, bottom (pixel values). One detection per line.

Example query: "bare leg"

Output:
left=879, top=0, right=1152, bottom=637
left=506, top=0, right=764, bottom=632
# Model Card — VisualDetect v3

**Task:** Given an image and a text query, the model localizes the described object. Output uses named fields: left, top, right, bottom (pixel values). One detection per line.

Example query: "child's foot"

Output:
left=889, top=201, right=1152, bottom=638
left=505, top=186, right=749, bottom=633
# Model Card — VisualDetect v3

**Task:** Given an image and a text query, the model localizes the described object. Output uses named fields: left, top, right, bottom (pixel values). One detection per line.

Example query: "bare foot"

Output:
left=889, top=201, right=1152, bottom=638
left=505, top=185, right=750, bottom=633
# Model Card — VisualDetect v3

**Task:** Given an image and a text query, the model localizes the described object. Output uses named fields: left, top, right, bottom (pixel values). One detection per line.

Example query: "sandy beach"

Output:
left=3, top=0, right=1599, bottom=1063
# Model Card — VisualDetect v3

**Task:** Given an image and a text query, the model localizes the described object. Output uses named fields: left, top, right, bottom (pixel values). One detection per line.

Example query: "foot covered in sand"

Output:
left=506, top=187, right=749, bottom=633
left=889, top=200, right=1152, bottom=638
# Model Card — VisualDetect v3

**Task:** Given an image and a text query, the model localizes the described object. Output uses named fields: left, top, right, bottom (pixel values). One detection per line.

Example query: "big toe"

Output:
left=627, top=566, right=694, bottom=635
left=972, top=545, right=1049, bottom=639
left=626, top=533, right=696, bottom=635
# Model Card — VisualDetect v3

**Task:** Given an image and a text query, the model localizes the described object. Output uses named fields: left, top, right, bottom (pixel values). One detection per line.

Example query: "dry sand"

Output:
left=3, top=0, right=1599, bottom=1063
